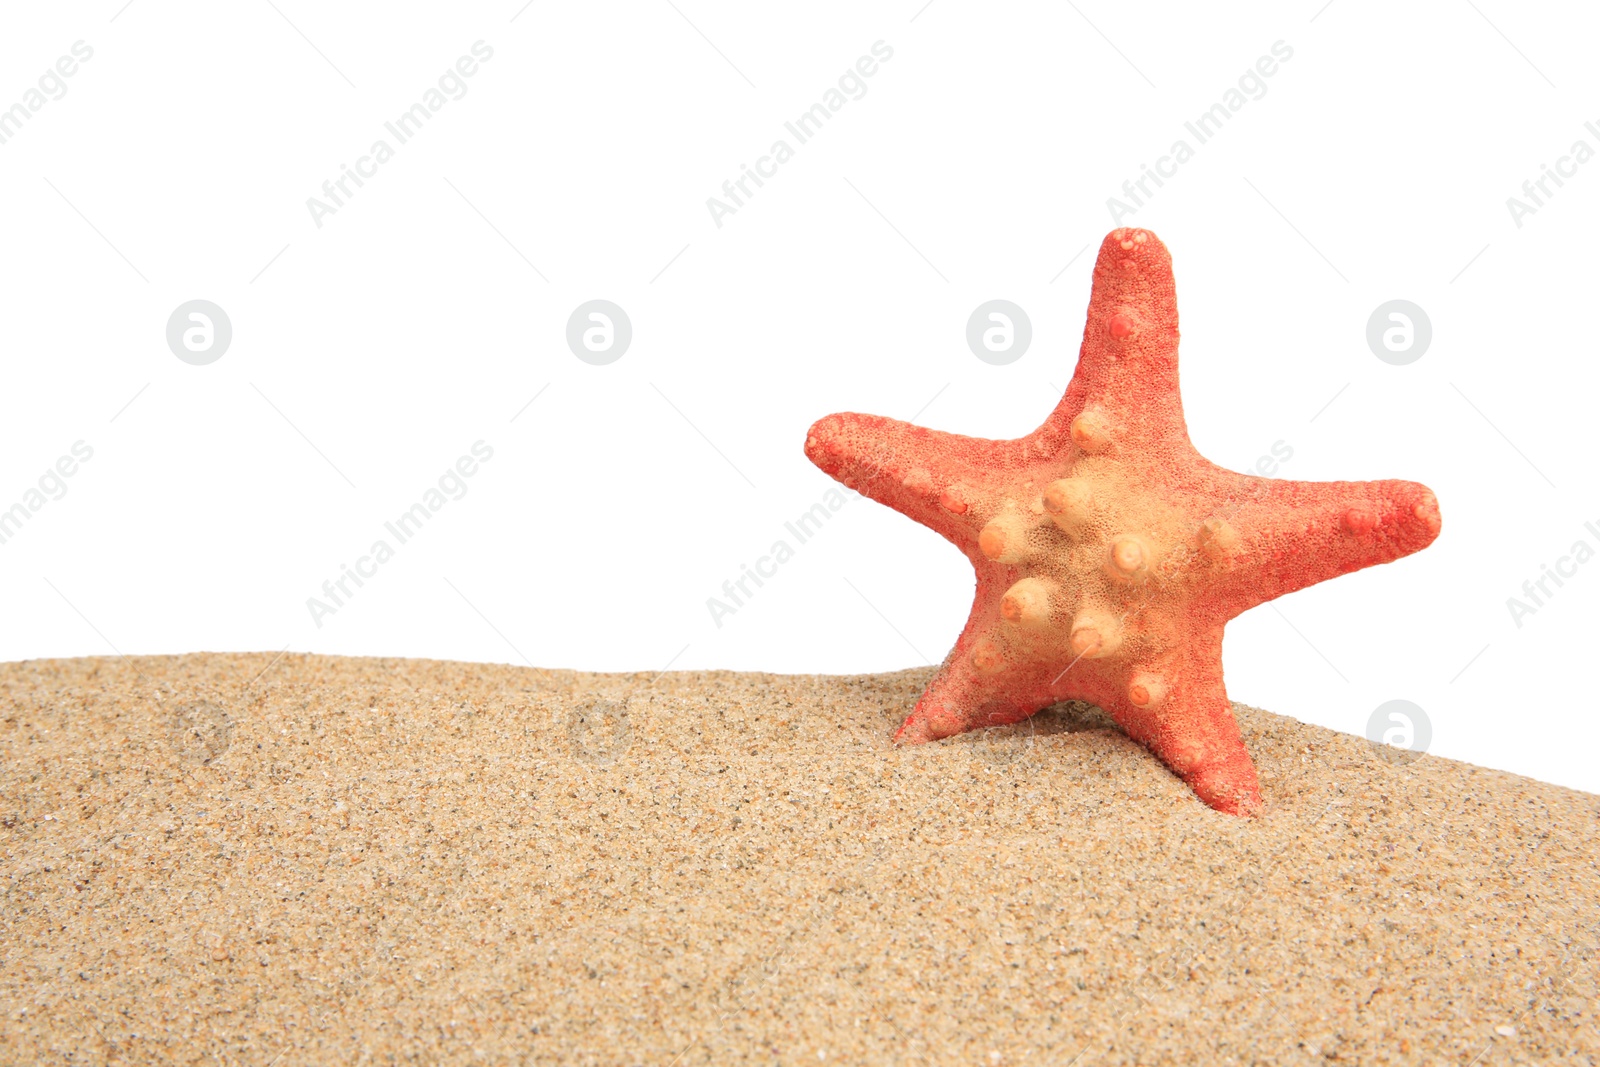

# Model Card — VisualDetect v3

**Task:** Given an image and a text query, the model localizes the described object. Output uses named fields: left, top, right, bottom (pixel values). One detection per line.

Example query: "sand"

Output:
left=2, top=653, right=1597, bottom=1065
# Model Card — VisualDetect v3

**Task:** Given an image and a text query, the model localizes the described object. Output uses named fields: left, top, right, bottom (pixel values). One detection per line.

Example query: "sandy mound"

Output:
left=2, top=653, right=1597, bottom=1064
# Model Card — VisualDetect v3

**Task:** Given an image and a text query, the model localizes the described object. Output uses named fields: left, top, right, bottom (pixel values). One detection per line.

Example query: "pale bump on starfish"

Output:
left=803, top=227, right=1441, bottom=816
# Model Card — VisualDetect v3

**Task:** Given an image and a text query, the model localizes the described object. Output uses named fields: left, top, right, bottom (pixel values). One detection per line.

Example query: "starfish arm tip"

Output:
left=1187, top=764, right=1265, bottom=817
left=803, top=411, right=900, bottom=490
left=892, top=716, right=937, bottom=746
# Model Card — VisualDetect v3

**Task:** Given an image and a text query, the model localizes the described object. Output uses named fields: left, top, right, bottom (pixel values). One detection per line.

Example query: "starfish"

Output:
left=804, top=227, right=1440, bottom=816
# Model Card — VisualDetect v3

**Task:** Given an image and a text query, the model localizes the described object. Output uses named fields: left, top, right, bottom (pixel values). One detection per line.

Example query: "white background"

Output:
left=1, top=1, right=1595, bottom=794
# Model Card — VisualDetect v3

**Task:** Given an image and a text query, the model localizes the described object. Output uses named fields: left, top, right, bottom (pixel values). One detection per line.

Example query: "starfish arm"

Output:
left=893, top=647, right=1055, bottom=747
left=1195, top=472, right=1442, bottom=618
left=892, top=571, right=1063, bottom=743
left=1104, top=627, right=1263, bottom=816
left=892, top=650, right=1025, bottom=745
left=1037, top=229, right=1193, bottom=457
left=804, top=412, right=1006, bottom=549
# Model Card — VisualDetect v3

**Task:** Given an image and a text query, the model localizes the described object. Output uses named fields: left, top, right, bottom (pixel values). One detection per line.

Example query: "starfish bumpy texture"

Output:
left=804, top=228, right=1441, bottom=816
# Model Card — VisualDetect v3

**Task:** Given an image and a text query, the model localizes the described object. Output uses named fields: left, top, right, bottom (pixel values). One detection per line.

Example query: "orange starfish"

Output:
left=804, top=228, right=1440, bottom=815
